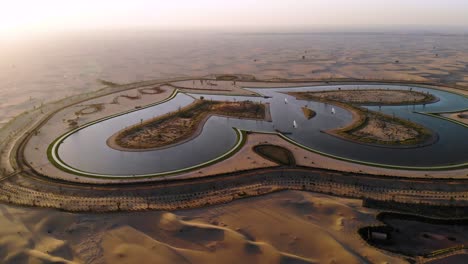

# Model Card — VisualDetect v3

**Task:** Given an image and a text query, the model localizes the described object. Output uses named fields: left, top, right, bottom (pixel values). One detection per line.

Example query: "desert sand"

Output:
left=2, top=32, right=468, bottom=127
left=0, top=80, right=466, bottom=264
left=440, top=111, right=468, bottom=125
left=0, top=191, right=406, bottom=264
left=1, top=31, right=468, bottom=264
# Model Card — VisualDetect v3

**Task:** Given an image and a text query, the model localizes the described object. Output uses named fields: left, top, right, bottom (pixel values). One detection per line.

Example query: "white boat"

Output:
left=284, top=98, right=288, bottom=104
left=331, top=107, right=336, bottom=114
left=293, top=120, right=297, bottom=128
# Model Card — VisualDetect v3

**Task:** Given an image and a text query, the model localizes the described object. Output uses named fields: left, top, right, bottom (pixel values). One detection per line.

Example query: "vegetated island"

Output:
left=289, top=89, right=437, bottom=147
left=301, top=106, right=316, bottom=119
left=296, top=88, right=438, bottom=105
left=109, top=99, right=267, bottom=150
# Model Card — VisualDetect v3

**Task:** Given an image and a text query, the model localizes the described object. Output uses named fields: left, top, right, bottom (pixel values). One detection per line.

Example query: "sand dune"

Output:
left=0, top=206, right=81, bottom=263
left=102, top=224, right=316, bottom=264
left=0, top=191, right=407, bottom=263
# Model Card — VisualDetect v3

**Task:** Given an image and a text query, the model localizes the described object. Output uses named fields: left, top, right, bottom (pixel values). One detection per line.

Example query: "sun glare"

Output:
left=0, top=2, right=60, bottom=35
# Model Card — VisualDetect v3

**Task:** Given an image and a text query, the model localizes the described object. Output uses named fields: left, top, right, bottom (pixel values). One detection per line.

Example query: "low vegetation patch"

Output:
left=96, top=79, right=120, bottom=87
left=75, top=104, right=105, bottom=116
left=215, top=75, right=239, bottom=81
left=253, top=144, right=295, bottom=166
left=290, top=89, right=437, bottom=106
left=301, top=106, right=316, bottom=119
left=138, top=86, right=165, bottom=95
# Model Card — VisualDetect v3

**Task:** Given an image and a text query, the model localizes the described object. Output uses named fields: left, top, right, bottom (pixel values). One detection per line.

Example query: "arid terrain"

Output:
left=0, top=191, right=406, bottom=264
left=2, top=32, right=468, bottom=127
left=1, top=74, right=466, bottom=264
left=1, top=31, right=468, bottom=264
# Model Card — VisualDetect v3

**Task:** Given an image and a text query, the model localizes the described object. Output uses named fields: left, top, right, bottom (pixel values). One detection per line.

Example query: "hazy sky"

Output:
left=1, top=0, right=468, bottom=35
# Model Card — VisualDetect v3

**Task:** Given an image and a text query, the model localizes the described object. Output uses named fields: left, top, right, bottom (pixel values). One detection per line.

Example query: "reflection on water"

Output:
left=57, top=85, right=468, bottom=176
